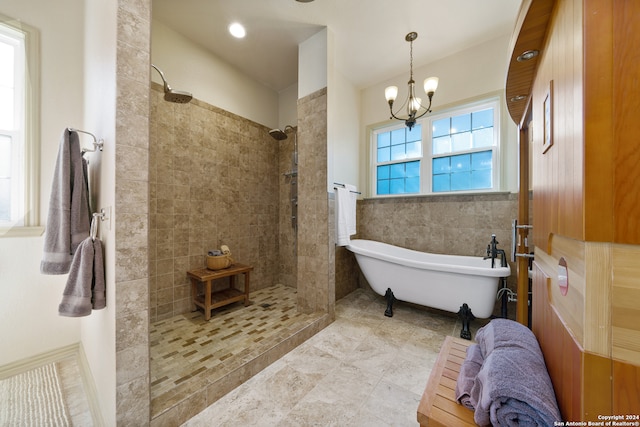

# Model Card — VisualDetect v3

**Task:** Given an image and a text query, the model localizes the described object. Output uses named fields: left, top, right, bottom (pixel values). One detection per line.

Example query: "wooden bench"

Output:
left=417, top=335, right=477, bottom=426
left=187, top=263, right=253, bottom=320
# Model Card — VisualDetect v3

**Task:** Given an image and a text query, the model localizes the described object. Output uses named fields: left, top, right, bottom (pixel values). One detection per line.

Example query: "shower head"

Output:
left=268, top=125, right=296, bottom=141
left=151, top=64, right=193, bottom=104
left=269, top=129, right=288, bottom=140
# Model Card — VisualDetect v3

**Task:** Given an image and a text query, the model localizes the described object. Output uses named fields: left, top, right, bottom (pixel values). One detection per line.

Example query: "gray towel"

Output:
left=455, top=343, right=483, bottom=410
left=472, top=319, right=561, bottom=426
left=41, top=129, right=91, bottom=274
left=58, top=236, right=105, bottom=317
left=475, top=318, right=541, bottom=359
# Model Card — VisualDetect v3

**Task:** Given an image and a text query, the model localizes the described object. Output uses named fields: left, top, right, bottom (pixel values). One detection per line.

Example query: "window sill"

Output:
left=363, top=190, right=515, bottom=201
left=0, top=226, right=45, bottom=238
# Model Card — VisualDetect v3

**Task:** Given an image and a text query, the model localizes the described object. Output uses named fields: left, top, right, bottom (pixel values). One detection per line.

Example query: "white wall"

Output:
left=80, top=0, right=118, bottom=423
left=359, top=35, right=518, bottom=195
left=151, top=20, right=280, bottom=129
left=326, top=28, right=360, bottom=193
left=298, top=28, right=328, bottom=100
left=278, top=83, right=299, bottom=130
left=0, top=0, right=84, bottom=366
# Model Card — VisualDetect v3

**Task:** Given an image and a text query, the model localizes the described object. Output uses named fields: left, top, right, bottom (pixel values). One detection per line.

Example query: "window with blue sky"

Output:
left=372, top=97, right=500, bottom=196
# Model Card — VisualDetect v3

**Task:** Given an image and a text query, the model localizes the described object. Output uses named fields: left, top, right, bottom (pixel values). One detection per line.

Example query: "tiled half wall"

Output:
left=335, top=192, right=519, bottom=317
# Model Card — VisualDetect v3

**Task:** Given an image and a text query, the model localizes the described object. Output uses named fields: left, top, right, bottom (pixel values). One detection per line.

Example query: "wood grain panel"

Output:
left=583, top=0, right=614, bottom=242
left=532, top=261, right=613, bottom=421
left=613, top=1, right=640, bottom=244
left=530, top=0, right=586, bottom=248
left=612, top=244, right=640, bottom=364
left=613, top=360, right=640, bottom=414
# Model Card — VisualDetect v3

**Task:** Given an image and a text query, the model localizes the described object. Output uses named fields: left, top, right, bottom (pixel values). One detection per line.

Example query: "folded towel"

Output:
left=473, top=320, right=561, bottom=426
left=41, top=129, right=91, bottom=274
left=455, top=343, right=483, bottom=410
left=59, top=236, right=106, bottom=317
left=335, top=185, right=357, bottom=246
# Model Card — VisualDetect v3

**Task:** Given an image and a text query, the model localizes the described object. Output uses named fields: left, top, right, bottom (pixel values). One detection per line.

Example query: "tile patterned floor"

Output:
left=150, top=284, right=323, bottom=417
left=182, top=287, right=488, bottom=426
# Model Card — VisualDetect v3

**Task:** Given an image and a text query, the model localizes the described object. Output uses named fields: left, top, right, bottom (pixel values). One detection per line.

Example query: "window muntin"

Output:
left=371, top=97, right=500, bottom=197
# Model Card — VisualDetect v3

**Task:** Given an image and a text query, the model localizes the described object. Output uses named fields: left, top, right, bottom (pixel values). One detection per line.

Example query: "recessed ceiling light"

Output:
left=229, top=22, right=246, bottom=39
left=516, top=50, right=539, bottom=62
left=510, top=95, right=527, bottom=102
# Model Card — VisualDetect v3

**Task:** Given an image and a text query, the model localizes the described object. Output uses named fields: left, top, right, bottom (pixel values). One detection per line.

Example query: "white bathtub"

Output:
left=346, top=239, right=510, bottom=319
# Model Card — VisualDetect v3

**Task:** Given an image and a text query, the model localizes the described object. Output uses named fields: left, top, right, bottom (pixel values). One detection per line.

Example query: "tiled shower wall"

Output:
left=149, top=87, right=295, bottom=322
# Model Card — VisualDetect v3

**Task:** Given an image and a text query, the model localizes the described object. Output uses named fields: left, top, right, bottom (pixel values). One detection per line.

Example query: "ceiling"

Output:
left=152, top=0, right=523, bottom=92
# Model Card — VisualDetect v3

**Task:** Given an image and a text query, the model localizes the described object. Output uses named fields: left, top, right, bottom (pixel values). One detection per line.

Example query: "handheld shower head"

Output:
left=151, top=64, right=193, bottom=104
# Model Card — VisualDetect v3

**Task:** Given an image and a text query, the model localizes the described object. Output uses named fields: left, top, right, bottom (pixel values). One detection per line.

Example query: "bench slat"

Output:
left=417, top=336, right=477, bottom=426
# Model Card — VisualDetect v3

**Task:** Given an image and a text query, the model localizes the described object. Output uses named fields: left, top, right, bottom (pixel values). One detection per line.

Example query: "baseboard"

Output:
left=0, top=342, right=105, bottom=426
left=77, top=342, right=105, bottom=427
left=0, top=343, right=79, bottom=380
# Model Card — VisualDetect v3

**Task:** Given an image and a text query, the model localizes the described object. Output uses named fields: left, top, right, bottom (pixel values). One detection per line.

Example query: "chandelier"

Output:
left=384, top=32, right=439, bottom=131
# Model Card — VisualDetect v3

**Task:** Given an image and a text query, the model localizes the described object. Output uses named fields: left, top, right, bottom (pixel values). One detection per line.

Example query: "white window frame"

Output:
left=370, top=95, right=502, bottom=198
left=0, top=16, right=41, bottom=237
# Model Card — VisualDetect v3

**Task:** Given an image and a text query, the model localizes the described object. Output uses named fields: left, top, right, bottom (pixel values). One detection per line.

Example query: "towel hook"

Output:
left=90, top=209, right=108, bottom=241
left=68, top=127, right=104, bottom=153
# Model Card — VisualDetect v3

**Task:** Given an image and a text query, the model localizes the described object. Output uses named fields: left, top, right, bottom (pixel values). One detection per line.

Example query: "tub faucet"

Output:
left=485, top=234, right=507, bottom=268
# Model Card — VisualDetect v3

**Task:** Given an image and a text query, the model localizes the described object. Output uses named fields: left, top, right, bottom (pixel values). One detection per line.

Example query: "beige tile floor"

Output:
left=183, top=287, right=485, bottom=426
left=150, top=284, right=323, bottom=418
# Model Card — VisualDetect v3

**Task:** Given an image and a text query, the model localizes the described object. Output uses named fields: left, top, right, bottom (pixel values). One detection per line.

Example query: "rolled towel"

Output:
left=455, top=343, right=483, bottom=410
left=472, top=320, right=561, bottom=426
left=207, top=249, right=222, bottom=256
left=475, top=318, right=541, bottom=359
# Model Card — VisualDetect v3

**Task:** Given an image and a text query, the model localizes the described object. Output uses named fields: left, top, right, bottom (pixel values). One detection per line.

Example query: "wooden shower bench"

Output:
left=417, top=335, right=476, bottom=426
left=187, top=263, right=253, bottom=320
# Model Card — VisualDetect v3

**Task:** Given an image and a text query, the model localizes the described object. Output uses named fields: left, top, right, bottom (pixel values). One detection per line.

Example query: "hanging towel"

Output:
left=58, top=236, right=106, bottom=317
left=335, top=184, right=357, bottom=246
left=41, top=129, right=91, bottom=274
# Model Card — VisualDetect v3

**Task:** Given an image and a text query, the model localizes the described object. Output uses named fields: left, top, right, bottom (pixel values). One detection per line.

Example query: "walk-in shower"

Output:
left=151, top=64, right=193, bottom=103
left=269, top=125, right=298, bottom=238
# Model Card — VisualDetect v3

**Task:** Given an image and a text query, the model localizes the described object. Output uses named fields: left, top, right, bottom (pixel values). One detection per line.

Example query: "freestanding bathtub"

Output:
left=346, top=239, right=510, bottom=338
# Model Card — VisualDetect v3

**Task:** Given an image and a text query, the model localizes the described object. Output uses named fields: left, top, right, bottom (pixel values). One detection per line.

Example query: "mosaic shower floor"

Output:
left=150, top=284, right=323, bottom=418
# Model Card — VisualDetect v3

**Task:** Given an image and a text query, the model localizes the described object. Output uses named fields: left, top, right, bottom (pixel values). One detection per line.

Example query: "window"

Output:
left=372, top=97, right=500, bottom=196
left=0, top=17, right=40, bottom=237
left=375, top=124, right=422, bottom=195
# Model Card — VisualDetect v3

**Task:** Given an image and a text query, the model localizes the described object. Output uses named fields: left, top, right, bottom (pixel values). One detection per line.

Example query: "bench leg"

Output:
left=384, top=288, right=396, bottom=317
left=243, top=272, right=250, bottom=306
left=457, top=303, right=476, bottom=340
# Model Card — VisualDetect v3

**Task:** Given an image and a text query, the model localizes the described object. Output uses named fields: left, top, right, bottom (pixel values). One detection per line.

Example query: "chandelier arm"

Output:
left=413, top=97, right=434, bottom=120
left=388, top=100, right=412, bottom=121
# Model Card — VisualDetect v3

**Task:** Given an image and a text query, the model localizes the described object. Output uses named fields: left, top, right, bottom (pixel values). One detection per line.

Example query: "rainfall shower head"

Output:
left=269, top=129, right=288, bottom=140
left=268, top=125, right=295, bottom=141
left=151, top=64, right=193, bottom=104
